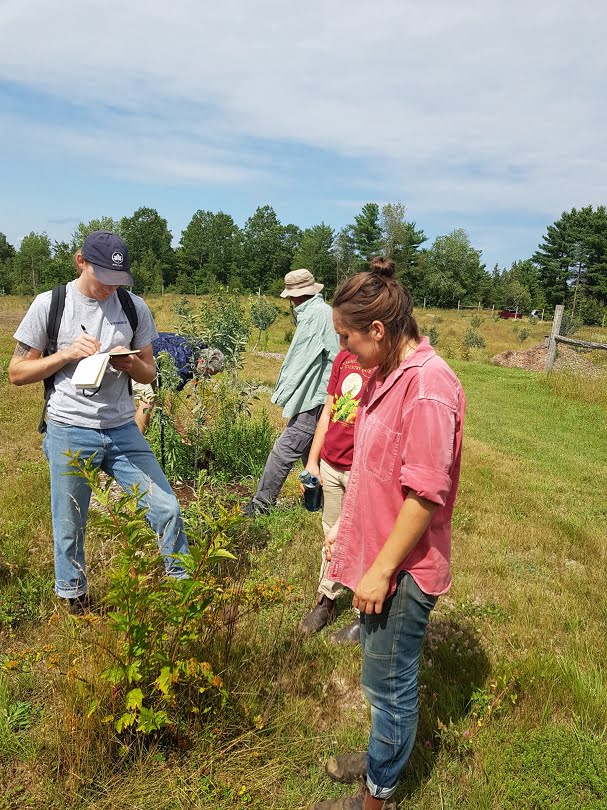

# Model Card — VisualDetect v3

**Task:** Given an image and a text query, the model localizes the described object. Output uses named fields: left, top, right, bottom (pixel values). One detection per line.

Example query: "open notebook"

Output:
left=72, top=350, right=140, bottom=389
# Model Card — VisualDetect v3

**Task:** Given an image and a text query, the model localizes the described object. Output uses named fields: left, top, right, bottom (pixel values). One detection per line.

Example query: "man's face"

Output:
left=80, top=262, right=119, bottom=300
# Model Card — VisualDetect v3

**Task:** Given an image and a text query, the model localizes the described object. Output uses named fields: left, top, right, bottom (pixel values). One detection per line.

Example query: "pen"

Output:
left=81, top=324, right=87, bottom=333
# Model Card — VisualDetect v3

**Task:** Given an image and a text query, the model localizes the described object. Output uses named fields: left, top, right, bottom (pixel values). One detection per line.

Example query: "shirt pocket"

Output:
left=362, top=416, right=401, bottom=483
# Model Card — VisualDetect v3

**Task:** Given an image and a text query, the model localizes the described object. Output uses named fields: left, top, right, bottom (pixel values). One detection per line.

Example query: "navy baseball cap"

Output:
left=82, top=230, right=134, bottom=286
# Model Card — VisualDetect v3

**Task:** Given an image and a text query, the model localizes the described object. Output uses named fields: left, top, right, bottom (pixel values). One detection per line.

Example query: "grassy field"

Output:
left=1, top=294, right=606, bottom=809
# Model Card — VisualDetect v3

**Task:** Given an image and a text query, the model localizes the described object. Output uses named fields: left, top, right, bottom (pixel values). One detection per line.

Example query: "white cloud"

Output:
left=0, top=0, right=606, bottom=260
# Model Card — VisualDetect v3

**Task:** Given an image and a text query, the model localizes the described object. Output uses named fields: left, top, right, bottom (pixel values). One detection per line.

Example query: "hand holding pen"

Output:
left=61, top=324, right=101, bottom=363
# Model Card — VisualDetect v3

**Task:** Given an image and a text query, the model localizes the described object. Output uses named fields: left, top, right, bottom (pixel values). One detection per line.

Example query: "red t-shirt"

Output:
left=320, top=351, right=373, bottom=471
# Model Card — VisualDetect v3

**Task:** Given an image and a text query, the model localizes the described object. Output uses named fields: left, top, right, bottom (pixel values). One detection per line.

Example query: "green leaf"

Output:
left=154, top=666, right=176, bottom=697
left=115, top=712, right=136, bottom=733
left=125, top=688, right=144, bottom=710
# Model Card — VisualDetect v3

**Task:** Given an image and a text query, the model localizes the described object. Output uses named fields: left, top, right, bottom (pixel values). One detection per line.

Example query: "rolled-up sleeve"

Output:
left=399, top=398, right=456, bottom=506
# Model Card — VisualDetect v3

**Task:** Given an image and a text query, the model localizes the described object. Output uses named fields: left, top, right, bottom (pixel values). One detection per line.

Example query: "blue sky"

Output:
left=1, top=0, right=606, bottom=271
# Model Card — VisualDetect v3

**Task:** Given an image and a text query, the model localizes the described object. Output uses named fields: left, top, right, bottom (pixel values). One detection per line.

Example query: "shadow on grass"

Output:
left=396, top=614, right=491, bottom=802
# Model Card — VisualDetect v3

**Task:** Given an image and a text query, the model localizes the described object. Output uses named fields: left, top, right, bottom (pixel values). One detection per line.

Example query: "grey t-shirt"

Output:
left=14, top=280, right=159, bottom=429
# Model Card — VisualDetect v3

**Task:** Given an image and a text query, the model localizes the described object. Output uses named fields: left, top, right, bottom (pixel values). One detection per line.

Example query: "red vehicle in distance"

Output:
left=499, top=308, right=523, bottom=319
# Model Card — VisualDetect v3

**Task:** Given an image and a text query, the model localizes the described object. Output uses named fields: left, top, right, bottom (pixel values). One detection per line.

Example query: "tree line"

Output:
left=1, top=202, right=606, bottom=324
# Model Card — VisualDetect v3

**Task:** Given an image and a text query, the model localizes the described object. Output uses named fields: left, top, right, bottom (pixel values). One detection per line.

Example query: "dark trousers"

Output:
left=253, top=405, right=322, bottom=508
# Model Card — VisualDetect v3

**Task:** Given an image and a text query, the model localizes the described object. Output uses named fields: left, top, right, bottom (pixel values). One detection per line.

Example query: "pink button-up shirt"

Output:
left=328, top=337, right=465, bottom=597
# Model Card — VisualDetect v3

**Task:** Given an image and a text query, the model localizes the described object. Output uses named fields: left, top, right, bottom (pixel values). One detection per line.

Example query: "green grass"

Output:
left=1, top=297, right=607, bottom=807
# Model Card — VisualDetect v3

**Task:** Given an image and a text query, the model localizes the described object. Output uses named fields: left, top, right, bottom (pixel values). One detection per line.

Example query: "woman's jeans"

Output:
left=43, top=420, right=189, bottom=599
left=360, top=571, right=437, bottom=800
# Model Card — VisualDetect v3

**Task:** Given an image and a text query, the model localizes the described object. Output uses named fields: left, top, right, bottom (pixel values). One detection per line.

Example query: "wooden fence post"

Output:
left=458, top=301, right=461, bottom=311
left=423, top=297, right=426, bottom=309
left=546, top=304, right=564, bottom=372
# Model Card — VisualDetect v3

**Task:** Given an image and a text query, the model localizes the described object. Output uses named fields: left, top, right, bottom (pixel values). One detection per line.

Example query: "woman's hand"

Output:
left=353, top=567, right=391, bottom=615
left=324, top=518, right=340, bottom=561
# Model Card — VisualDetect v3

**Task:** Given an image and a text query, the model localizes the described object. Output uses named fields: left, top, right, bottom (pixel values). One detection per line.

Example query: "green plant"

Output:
left=284, top=327, right=294, bottom=344
left=470, top=314, right=483, bottom=329
left=428, top=326, right=439, bottom=346
left=66, top=453, right=239, bottom=736
left=517, top=327, right=531, bottom=343
left=249, top=295, right=279, bottom=350
left=463, top=327, right=485, bottom=349
left=560, top=312, right=582, bottom=337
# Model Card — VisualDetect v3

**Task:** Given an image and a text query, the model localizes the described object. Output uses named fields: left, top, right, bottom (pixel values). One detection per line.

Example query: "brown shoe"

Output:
left=299, top=595, right=337, bottom=635
left=328, top=619, right=360, bottom=645
left=326, top=752, right=367, bottom=783
left=310, top=781, right=396, bottom=809
left=310, top=781, right=365, bottom=809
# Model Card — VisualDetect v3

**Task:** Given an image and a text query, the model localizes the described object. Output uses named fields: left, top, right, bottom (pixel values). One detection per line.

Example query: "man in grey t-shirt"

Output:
left=9, top=230, right=189, bottom=613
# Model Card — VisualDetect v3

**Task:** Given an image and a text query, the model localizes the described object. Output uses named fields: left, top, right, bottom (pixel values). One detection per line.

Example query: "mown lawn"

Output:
left=0, top=295, right=606, bottom=808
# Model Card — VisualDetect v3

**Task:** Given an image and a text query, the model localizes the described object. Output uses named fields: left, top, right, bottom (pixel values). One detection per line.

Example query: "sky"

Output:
left=1, top=0, right=606, bottom=271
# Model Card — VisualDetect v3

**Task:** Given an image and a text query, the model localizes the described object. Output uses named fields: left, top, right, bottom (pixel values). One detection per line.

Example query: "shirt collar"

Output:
left=367, top=337, right=435, bottom=405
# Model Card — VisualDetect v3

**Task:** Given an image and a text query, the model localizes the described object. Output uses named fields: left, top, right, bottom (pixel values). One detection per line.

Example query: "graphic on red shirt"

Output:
left=321, top=352, right=372, bottom=470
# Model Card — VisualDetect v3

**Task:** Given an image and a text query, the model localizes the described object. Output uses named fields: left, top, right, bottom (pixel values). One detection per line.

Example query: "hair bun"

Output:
left=369, top=256, right=396, bottom=278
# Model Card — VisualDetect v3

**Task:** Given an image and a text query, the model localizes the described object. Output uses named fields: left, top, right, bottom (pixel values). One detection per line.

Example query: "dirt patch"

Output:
left=490, top=342, right=602, bottom=376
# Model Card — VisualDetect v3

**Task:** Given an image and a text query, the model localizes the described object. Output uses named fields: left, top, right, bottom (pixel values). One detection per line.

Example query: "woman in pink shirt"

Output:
left=312, top=258, right=465, bottom=810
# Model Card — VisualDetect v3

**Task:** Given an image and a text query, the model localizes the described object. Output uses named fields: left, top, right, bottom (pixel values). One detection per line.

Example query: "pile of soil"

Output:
left=490, top=342, right=601, bottom=376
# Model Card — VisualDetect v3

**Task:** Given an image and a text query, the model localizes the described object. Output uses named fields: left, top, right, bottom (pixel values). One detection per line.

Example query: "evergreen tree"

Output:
left=380, top=203, right=427, bottom=297
left=533, top=205, right=607, bottom=312
left=351, top=203, right=382, bottom=263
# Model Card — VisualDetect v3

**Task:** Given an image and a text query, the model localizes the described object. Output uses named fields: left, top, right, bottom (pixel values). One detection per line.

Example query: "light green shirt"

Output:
left=272, top=294, right=339, bottom=418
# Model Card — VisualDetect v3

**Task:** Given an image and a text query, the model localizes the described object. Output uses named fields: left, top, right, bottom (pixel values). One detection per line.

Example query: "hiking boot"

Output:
left=64, top=594, right=92, bottom=616
left=299, top=595, right=337, bottom=635
left=328, top=619, right=360, bottom=646
left=325, top=752, right=367, bottom=783
left=240, top=500, right=270, bottom=518
left=310, top=780, right=396, bottom=809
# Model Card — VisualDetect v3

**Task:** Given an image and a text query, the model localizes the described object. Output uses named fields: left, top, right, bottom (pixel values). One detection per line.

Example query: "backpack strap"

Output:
left=117, top=287, right=139, bottom=338
left=116, top=287, right=139, bottom=396
left=38, top=284, right=66, bottom=434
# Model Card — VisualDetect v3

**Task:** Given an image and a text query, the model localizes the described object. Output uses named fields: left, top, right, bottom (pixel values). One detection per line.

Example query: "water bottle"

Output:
left=298, top=470, right=323, bottom=512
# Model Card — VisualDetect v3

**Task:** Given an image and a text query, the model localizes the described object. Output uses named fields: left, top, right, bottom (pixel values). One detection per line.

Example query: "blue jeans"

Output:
left=360, top=571, right=437, bottom=800
left=43, top=420, right=189, bottom=599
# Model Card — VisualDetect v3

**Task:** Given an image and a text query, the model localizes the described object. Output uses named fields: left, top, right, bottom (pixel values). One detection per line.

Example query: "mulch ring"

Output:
left=490, top=342, right=603, bottom=376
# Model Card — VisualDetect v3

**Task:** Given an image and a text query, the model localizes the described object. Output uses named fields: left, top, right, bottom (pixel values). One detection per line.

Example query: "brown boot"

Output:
left=299, top=595, right=337, bottom=635
left=310, top=781, right=395, bottom=809
left=328, top=618, right=360, bottom=645
left=325, top=752, right=367, bottom=783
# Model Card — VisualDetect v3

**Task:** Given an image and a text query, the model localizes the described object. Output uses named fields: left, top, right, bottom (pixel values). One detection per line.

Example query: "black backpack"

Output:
left=38, top=285, right=138, bottom=433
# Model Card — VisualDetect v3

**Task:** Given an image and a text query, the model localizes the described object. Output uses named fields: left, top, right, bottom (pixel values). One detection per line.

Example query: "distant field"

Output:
left=1, top=294, right=606, bottom=809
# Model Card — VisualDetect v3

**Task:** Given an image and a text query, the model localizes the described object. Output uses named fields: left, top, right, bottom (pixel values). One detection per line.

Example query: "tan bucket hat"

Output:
left=280, top=268, right=324, bottom=298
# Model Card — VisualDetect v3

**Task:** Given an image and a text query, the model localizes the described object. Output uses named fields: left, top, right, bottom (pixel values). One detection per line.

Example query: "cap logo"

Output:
left=111, top=251, right=123, bottom=266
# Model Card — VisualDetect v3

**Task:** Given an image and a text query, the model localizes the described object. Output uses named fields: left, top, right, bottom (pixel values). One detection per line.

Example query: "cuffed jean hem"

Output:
left=366, top=776, right=397, bottom=801
left=55, top=585, right=88, bottom=600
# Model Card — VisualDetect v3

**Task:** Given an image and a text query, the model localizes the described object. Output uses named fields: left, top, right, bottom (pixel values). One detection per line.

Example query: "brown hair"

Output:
left=333, top=256, right=419, bottom=377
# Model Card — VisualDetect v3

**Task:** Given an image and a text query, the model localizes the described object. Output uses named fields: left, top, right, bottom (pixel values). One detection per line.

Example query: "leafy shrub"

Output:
left=470, top=314, right=483, bottom=329
left=284, top=328, right=294, bottom=344
left=203, top=405, right=276, bottom=480
left=66, top=454, right=239, bottom=736
left=428, top=326, right=439, bottom=346
left=463, top=327, right=486, bottom=349
left=560, top=312, right=582, bottom=337
left=249, top=295, right=279, bottom=350
left=517, top=328, right=531, bottom=343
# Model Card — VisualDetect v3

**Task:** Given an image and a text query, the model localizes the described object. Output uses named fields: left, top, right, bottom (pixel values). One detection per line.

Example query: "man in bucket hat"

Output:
left=242, top=269, right=338, bottom=516
left=9, top=230, right=190, bottom=613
